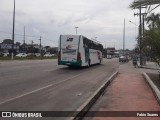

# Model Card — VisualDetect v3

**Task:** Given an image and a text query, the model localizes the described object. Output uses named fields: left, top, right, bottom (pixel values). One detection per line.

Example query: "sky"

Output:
left=0, top=0, right=159, bottom=50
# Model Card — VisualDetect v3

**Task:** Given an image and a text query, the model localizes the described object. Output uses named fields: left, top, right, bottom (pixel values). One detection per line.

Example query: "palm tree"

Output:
left=129, top=0, right=160, bottom=9
left=145, top=13, right=160, bottom=29
left=143, top=13, right=160, bottom=66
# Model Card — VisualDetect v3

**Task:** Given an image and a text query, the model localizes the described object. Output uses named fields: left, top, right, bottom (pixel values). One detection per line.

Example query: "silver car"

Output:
left=119, top=56, right=127, bottom=62
left=16, top=53, right=28, bottom=57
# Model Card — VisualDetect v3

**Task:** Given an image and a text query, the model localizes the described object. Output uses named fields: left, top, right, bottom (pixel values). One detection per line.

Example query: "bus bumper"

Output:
left=58, top=61, right=82, bottom=66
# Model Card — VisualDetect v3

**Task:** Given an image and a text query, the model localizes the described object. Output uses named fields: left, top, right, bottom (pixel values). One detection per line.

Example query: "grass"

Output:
left=0, top=56, right=57, bottom=61
left=147, top=73, right=160, bottom=91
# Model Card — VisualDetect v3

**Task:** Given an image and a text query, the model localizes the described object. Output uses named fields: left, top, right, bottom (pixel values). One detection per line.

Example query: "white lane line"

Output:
left=0, top=73, right=83, bottom=105
left=0, top=64, right=105, bottom=105
left=0, top=84, right=52, bottom=105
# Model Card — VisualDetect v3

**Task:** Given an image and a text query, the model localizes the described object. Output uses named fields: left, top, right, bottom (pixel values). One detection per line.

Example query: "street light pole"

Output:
left=129, top=20, right=138, bottom=26
left=129, top=20, right=138, bottom=41
left=11, top=0, right=15, bottom=60
left=75, top=27, right=78, bottom=35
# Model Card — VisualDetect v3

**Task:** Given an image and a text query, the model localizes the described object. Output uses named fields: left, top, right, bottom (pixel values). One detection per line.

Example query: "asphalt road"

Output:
left=0, top=59, right=119, bottom=119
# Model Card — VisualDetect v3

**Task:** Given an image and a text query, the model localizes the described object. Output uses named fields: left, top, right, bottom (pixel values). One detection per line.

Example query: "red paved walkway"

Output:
left=89, top=68, right=160, bottom=120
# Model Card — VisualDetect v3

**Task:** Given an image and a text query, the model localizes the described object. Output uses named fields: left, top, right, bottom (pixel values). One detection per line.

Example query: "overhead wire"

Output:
left=0, top=30, right=58, bottom=47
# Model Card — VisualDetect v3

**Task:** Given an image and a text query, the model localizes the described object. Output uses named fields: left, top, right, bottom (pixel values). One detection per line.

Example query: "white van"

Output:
left=107, top=55, right=112, bottom=59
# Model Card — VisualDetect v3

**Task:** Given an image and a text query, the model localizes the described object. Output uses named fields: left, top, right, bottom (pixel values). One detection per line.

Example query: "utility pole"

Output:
left=23, top=26, right=25, bottom=51
left=123, top=18, right=125, bottom=55
left=39, top=36, right=41, bottom=48
left=39, top=36, right=42, bottom=58
left=31, top=40, right=34, bottom=45
left=105, top=41, right=107, bottom=58
left=75, top=27, right=78, bottom=35
left=11, top=0, right=15, bottom=60
left=139, top=6, right=142, bottom=66
left=31, top=40, right=34, bottom=54
left=134, top=6, right=147, bottom=66
left=142, top=14, right=146, bottom=35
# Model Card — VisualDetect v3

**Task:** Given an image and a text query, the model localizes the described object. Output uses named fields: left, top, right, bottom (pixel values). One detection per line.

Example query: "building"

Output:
left=0, top=39, right=20, bottom=53
left=0, top=43, right=19, bottom=53
left=106, top=47, right=115, bottom=56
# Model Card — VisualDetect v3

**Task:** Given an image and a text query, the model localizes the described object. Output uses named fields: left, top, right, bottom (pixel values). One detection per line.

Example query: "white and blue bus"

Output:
left=58, top=35, right=103, bottom=67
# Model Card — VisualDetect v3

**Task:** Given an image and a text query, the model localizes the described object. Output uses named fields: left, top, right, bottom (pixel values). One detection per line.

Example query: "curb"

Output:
left=66, top=71, right=118, bottom=120
left=139, top=66, right=160, bottom=70
left=143, top=72, right=160, bottom=105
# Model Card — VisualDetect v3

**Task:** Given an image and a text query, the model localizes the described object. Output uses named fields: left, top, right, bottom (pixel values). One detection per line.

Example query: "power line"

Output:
left=0, top=30, right=39, bottom=38
left=42, top=37, right=58, bottom=43
left=0, top=30, right=59, bottom=43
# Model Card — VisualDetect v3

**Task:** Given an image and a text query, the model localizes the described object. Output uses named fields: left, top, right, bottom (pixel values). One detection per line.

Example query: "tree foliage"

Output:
left=146, top=13, right=160, bottom=29
left=2, top=39, right=12, bottom=44
left=129, top=0, right=160, bottom=9
left=143, top=13, right=160, bottom=66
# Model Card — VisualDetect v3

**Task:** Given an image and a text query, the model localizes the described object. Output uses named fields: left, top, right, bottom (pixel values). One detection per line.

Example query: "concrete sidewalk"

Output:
left=138, top=61, right=160, bottom=70
left=85, top=62, right=160, bottom=120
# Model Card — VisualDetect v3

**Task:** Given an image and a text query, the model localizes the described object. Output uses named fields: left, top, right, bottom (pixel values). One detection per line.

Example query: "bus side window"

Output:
left=83, top=37, right=88, bottom=48
left=83, top=37, right=86, bottom=47
left=84, top=44, right=88, bottom=48
left=87, top=39, right=90, bottom=49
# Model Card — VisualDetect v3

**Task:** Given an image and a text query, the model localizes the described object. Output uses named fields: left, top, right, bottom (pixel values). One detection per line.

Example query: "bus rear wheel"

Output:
left=99, top=59, right=101, bottom=64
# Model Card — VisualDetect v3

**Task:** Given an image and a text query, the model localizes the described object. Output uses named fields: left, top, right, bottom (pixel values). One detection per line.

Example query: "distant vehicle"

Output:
left=27, top=53, right=35, bottom=56
left=58, top=35, right=103, bottom=67
left=51, top=54, right=57, bottom=57
left=44, top=53, right=52, bottom=57
left=16, top=53, right=27, bottom=57
left=35, top=53, right=41, bottom=57
left=107, top=55, right=112, bottom=59
left=119, top=56, right=127, bottom=62
left=3, top=52, right=9, bottom=57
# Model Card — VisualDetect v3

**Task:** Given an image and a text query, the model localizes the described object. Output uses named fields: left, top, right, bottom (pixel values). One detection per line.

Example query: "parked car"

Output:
left=51, top=54, right=57, bottom=57
left=44, top=53, right=52, bottom=57
left=16, top=53, right=27, bottom=57
left=119, top=56, right=127, bottom=62
left=3, top=52, right=9, bottom=57
left=27, top=53, right=35, bottom=56
left=35, top=53, right=41, bottom=57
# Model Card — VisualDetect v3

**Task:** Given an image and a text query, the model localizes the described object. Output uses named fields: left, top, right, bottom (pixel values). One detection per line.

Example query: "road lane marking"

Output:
left=0, top=73, right=85, bottom=105
left=0, top=84, right=52, bottom=105
left=0, top=62, right=110, bottom=105
left=66, top=71, right=118, bottom=120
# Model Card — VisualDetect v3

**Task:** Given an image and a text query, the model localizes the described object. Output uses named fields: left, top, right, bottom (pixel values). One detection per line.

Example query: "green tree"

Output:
left=2, top=39, right=12, bottom=44
left=143, top=13, right=160, bottom=66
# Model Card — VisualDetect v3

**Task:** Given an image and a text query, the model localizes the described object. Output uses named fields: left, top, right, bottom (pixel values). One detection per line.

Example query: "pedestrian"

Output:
left=132, top=55, right=137, bottom=68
